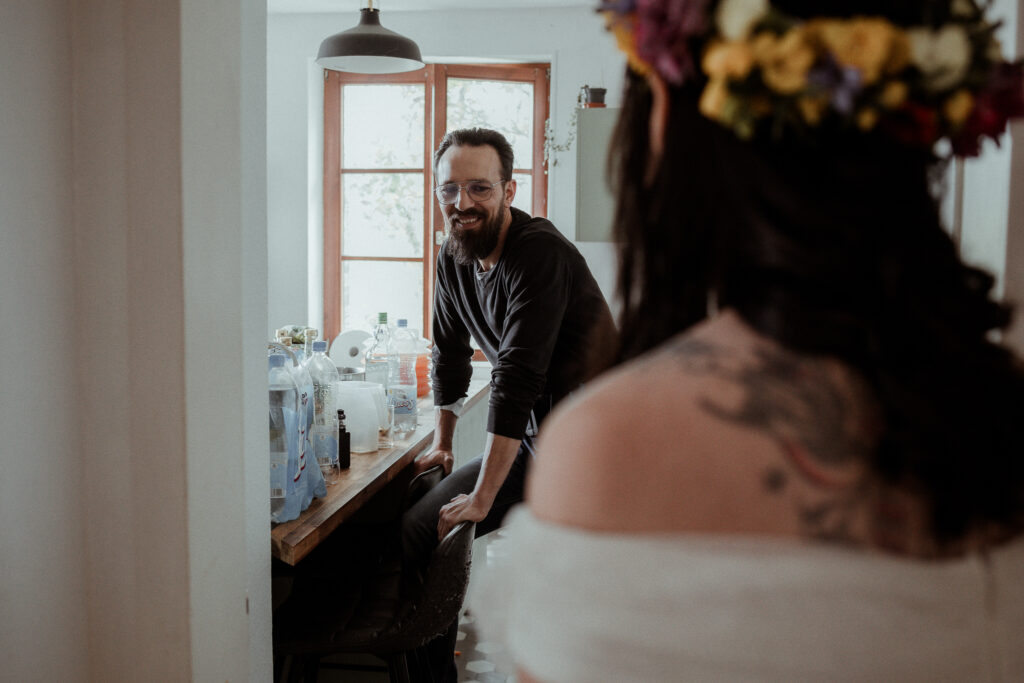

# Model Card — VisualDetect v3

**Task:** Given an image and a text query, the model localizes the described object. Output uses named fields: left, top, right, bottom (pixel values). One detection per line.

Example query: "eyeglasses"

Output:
left=434, top=180, right=504, bottom=205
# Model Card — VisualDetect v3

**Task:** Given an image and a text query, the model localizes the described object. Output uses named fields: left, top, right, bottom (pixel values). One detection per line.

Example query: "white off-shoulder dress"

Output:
left=469, top=507, right=1024, bottom=682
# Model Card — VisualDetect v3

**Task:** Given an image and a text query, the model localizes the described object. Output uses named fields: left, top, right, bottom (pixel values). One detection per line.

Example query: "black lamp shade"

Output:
left=316, top=8, right=424, bottom=74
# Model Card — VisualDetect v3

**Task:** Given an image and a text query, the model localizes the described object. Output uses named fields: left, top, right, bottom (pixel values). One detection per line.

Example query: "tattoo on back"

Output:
left=668, top=336, right=873, bottom=544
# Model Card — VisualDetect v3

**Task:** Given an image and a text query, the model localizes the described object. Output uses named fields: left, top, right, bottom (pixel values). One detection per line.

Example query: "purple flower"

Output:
left=807, top=57, right=863, bottom=115
left=634, top=0, right=710, bottom=84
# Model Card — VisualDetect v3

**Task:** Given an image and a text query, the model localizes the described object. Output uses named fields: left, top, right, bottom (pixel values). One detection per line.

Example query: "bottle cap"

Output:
left=397, top=319, right=408, bottom=327
left=377, top=312, right=388, bottom=324
left=305, top=327, right=318, bottom=341
left=269, top=354, right=286, bottom=368
left=312, top=340, right=328, bottom=352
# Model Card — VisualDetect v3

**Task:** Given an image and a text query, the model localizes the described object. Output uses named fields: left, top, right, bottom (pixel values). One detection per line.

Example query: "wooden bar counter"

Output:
left=271, top=370, right=490, bottom=566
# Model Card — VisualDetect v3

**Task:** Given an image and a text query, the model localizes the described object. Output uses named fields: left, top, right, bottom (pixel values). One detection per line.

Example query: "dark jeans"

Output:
left=400, top=438, right=535, bottom=683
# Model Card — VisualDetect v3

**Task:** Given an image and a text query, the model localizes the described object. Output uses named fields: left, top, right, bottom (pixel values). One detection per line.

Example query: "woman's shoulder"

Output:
left=527, top=310, right=877, bottom=537
left=527, top=314, right=757, bottom=529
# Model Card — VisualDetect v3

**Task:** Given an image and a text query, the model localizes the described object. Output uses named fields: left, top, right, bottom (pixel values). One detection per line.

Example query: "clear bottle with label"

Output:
left=364, top=312, right=392, bottom=390
left=290, top=355, right=326, bottom=505
left=306, top=340, right=340, bottom=485
left=269, top=353, right=300, bottom=522
left=389, top=318, right=419, bottom=437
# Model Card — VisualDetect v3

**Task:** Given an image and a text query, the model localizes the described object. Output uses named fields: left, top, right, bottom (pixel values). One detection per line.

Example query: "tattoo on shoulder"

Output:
left=667, top=336, right=870, bottom=467
left=668, top=335, right=874, bottom=544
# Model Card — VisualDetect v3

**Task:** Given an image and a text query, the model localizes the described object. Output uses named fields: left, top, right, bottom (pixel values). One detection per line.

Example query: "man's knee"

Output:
left=401, top=494, right=438, bottom=553
left=401, top=458, right=481, bottom=552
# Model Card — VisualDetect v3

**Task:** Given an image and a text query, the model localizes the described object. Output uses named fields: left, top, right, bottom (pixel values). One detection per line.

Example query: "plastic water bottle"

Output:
left=269, top=354, right=301, bottom=522
left=389, top=318, right=419, bottom=437
left=415, top=335, right=432, bottom=398
left=364, top=312, right=391, bottom=389
left=290, top=357, right=326, bottom=507
left=306, top=340, right=340, bottom=485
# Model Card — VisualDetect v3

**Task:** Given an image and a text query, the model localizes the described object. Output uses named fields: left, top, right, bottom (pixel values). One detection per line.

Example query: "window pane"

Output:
left=342, top=173, right=424, bottom=257
left=342, top=261, right=424, bottom=334
left=342, top=84, right=424, bottom=168
left=446, top=79, right=533, bottom=168
left=512, top=173, right=532, bottom=215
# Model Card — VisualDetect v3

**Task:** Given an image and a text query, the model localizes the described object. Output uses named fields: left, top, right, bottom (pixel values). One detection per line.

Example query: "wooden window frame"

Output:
left=323, top=62, right=550, bottom=344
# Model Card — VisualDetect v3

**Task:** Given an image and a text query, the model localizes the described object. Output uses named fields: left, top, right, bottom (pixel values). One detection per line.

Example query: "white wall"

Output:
left=960, top=0, right=1019, bottom=302
left=2, top=0, right=270, bottom=679
left=0, top=2, right=89, bottom=679
left=267, top=6, right=626, bottom=336
left=182, top=0, right=272, bottom=679
left=987, top=0, right=1024, bottom=353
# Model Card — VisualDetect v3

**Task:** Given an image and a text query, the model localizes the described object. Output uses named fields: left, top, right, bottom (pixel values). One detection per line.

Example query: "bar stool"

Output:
left=274, top=466, right=476, bottom=683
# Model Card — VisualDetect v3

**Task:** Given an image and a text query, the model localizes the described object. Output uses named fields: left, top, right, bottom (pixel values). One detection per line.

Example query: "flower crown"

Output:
left=600, top=0, right=1024, bottom=157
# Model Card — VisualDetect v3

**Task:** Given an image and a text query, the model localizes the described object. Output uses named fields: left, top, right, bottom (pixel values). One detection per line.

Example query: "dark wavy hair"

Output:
left=433, top=127, right=514, bottom=182
left=608, top=7, right=1024, bottom=545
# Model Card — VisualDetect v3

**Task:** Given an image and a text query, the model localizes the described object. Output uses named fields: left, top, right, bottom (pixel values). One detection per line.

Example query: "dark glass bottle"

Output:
left=337, top=409, right=351, bottom=469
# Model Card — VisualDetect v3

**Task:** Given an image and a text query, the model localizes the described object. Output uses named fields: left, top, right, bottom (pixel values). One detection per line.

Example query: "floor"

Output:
left=312, top=532, right=517, bottom=683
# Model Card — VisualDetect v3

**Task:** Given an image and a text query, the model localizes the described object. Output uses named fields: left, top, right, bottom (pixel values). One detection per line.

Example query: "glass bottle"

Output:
left=337, top=409, right=351, bottom=470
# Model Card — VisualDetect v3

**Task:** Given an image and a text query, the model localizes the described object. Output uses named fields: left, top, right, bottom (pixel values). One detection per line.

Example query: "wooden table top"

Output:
left=271, top=371, right=490, bottom=566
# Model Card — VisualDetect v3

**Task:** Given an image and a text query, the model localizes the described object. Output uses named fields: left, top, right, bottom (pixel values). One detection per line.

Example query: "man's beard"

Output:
left=446, top=206, right=505, bottom=266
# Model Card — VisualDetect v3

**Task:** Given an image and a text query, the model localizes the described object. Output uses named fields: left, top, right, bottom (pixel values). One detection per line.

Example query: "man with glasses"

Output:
left=401, top=127, right=616, bottom=681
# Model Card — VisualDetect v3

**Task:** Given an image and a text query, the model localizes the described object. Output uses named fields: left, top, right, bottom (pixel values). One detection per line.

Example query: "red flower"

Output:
left=880, top=102, right=940, bottom=149
left=951, top=61, right=1024, bottom=157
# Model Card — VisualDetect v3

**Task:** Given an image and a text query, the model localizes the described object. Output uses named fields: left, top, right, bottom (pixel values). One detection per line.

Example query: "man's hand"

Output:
left=414, top=408, right=458, bottom=474
left=438, top=492, right=490, bottom=539
left=413, top=446, right=454, bottom=475
left=435, top=433, right=522, bottom=539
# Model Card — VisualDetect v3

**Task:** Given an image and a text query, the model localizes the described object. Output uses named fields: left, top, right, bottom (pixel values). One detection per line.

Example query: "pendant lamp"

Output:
left=316, top=1, right=424, bottom=74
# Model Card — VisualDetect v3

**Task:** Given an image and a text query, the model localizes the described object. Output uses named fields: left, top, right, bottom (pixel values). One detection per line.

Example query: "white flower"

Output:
left=908, top=25, right=972, bottom=91
left=716, top=0, right=769, bottom=41
left=951, top=0, right=975, bottom=18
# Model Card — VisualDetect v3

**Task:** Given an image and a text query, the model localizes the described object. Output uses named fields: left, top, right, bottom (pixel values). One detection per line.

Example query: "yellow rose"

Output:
left=751, top=32, right=776, bottom=62
left=857, top=108, right=879, bottom=130
left=878, top=81, right=908, bottom=109
left=886, top=32, right=911, bottom=74
left=703, top=40, right=756, bottom=79
left=814, top=18, right=900, bottom=85
left=755, top=29, right=816, bottom=95
left=699, top=78, right=730, bottom=120
left=944, top=90, right=975, bottom=126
